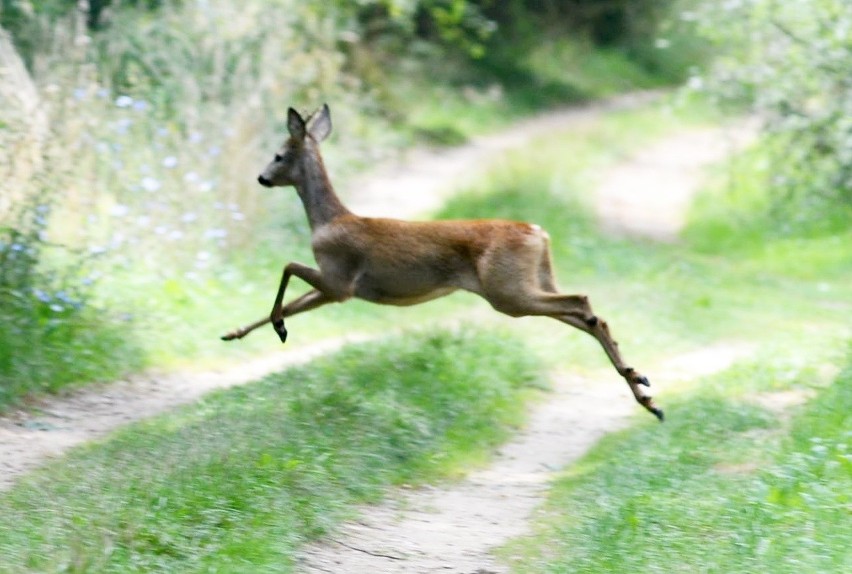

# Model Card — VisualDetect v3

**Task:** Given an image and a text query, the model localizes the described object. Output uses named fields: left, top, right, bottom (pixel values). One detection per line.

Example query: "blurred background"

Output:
left=1, top=3, right=850, bottom=572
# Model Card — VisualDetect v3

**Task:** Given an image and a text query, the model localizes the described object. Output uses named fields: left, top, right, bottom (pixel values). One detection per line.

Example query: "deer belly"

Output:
left=353, top=272, right=457, bottom=306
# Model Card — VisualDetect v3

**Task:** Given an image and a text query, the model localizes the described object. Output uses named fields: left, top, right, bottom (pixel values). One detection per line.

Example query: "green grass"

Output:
left=0, top=327, right=544, bottom=573
left=504, top=348, right=851, bottom=573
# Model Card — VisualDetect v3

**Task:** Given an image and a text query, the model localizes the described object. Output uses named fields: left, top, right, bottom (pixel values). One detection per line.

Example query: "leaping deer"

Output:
left=221, top=104, right=663, bottom=421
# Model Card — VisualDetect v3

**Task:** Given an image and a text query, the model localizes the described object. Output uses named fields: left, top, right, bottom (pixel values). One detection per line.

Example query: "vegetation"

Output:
left=0, top=327, right=543, bottom=572
left=505, top=350, right=851, bottom=573
left=1, top=0, right=849, bottom=570
left=690, top=0, right=852, bottom=232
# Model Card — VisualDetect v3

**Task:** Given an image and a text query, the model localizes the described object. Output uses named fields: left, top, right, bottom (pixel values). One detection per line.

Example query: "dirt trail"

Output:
left=298, top=344, right=753, bottom=574
left=0, top=95, right=757, bottom=570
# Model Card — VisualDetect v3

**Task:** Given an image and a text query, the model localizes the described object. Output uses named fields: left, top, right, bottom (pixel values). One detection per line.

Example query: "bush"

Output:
left=0, top=190, right=142, bottom=406
left=692, top=0, right=852, bottom=232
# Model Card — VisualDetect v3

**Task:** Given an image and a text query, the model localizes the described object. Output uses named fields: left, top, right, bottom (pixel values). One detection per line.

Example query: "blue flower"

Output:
left=33, top=288, right=50, bottom=303
left=115, top=95, right=134, bottom=108
left=162, top=156, right=178, bottom=168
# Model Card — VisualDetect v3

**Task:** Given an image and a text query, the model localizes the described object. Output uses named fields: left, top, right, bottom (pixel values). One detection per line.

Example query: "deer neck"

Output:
left=294, top=146, right=351, bottom=230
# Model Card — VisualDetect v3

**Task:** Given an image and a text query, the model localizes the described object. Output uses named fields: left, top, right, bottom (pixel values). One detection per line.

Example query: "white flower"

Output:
left=141, top=177, right=162, bottom=192
left=110, top=204, right=130, bottom=217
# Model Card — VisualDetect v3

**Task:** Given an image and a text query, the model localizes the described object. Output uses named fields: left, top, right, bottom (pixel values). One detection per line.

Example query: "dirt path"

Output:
left=298, top=344, right=753, bottom=574
left=0, top=95, right=756, bottom=570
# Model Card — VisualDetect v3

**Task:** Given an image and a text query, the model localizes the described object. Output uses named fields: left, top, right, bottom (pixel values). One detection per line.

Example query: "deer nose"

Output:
left=257, top=175, right=272, bottom=187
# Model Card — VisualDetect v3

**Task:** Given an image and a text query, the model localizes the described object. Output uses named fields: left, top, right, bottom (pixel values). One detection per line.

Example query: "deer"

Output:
left=221, top=104, right=664, bottom=421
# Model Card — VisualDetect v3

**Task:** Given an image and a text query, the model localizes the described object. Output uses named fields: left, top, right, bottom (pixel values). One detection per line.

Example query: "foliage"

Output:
left=0, top=189, right=142, bottom=405
left=0, top=327, right=543, bottom=572
left=691, top=0, right=852, bottom=230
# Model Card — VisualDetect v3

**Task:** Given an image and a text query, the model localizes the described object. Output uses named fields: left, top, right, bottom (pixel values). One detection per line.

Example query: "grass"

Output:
left=503, top=348, right=851, bottom=574
left=0, top=327, right=544, bottom=573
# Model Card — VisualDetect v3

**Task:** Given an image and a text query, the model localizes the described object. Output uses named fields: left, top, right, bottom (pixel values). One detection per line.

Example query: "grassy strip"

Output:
left=505, top=348, right=851, bottom=573
left=0, top=327, right=543, bottom=573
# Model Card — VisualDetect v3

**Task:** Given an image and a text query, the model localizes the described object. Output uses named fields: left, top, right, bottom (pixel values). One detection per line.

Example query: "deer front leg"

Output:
left=270, top=262, right=350, bottom=343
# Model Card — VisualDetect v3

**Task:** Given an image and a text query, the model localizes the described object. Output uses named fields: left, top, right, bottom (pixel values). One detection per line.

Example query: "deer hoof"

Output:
left=273, top=319, right=288, bottom=343
left=651, top=406, right=665, bottom=422
left=221, top=330, right=240, bottom=341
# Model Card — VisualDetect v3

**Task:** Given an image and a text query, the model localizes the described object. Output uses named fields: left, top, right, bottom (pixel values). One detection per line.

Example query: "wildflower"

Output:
left=198, top=181, right=214, bottom=193
left=207, top=145, right=221, bottom=157
left=183, top=171, right=200, bottom=183
left=141, top=177, right=162, bottom=192
left=110, top=204, right=130, bottom=217
left=132, top=99, right=149, bottom=112
left=114, top=117, right=133, bottom=134
left=162, top=156, right=178, bottom=169
left=181, top=212, right=198, bottom=223
left=189, top=131, right=203, bottom=144
left=73, top=88, right=88, bottom=101
left=203, top=228, right=227, bottom=239
left=231, top=212, right=245, bottom=221
left=168, top=230, right=184, bottom=241
left=115, top=95, right=134, bottom=108
left=687, top=75, right=704, bottom=91
left=50, top=303, right=64, bottom=313
left=33, top=289, right=50, bottom=303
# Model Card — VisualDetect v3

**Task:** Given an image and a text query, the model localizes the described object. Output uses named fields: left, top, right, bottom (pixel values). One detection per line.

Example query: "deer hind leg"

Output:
left=482, top=250, right=663, bottom=421
left=557, top=312, right=663, bottom=421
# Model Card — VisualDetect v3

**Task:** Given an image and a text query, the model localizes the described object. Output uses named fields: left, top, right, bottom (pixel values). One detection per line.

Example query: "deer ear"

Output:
left=287, top=107, right=306, bottom=141
left=307, top=103, right=332, bottom=143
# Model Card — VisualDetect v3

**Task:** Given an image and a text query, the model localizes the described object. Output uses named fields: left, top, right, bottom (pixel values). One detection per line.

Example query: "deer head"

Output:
left=257, top=104, right=332, bottom=188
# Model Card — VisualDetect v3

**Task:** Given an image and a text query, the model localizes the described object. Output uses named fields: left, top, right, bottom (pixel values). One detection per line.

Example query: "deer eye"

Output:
left=274, top=154, right=283, bottom=162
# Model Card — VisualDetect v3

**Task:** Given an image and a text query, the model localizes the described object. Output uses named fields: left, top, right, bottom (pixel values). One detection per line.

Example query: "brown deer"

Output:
left=221, top=104, right=663, bottom=421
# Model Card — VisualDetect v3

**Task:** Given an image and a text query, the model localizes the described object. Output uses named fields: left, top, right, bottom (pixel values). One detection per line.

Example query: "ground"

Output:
left=0, top=93, right=755, bottom=573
